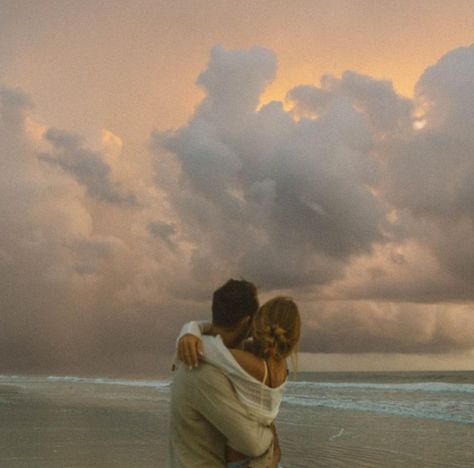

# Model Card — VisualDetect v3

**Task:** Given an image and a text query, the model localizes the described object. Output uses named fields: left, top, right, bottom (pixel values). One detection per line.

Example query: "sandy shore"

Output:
left=0, top=381, right=168, bottom=467
left=1, top=378, right=473, bottom=467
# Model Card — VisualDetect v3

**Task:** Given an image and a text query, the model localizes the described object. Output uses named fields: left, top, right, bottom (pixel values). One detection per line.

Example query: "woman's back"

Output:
left=229, top=348, right=288, bottom=389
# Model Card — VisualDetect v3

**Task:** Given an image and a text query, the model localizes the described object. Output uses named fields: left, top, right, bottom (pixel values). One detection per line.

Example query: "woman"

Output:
left=176, top=296, right=301, bottom=468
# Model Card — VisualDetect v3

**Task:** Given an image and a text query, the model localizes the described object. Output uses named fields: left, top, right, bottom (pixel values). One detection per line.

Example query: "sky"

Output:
left=1, top=0, right=474, bottom=376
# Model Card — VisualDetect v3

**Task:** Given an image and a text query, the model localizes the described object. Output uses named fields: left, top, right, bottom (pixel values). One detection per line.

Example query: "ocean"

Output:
left=0, top=371, right=473, bottom=467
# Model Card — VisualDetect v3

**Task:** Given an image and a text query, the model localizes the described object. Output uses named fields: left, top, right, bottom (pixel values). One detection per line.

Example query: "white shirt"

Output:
left=176, top=321, right=286, bottom=425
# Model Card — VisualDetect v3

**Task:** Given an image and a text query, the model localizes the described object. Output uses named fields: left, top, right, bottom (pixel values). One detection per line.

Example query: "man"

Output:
left=168, top=279, right=274, bottom=467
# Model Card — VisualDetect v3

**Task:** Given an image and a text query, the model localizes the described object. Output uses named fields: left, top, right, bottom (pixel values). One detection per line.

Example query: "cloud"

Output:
left=0, top=85, right=34, bottom=129
left=2, top=43, right=474, bottom=375
left=37, top=127, right=138, bottom=205
left=147, top=221, right=177, bottom=250
left=378, top=44, right=474, bottom=295
left=287, top=70, right=413, bottom=134
left=300, top=300, right=474, bottom=354
left=195, top=44, right=278, bottom=127
left=150, top=43, right=474, bottom=356
left=152, top=44, right=390, bottom=289
left=414, top=44, right=474, bottom=137
left=0, top=84, right=196, bottom=375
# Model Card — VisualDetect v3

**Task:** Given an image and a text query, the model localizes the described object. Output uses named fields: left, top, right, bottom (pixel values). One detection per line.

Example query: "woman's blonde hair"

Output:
left=251, top=296, right=301, bottom=367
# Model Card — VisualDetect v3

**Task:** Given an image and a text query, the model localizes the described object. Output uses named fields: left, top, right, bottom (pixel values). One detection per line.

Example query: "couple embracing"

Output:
left=168, top=279, right=301, bottom=468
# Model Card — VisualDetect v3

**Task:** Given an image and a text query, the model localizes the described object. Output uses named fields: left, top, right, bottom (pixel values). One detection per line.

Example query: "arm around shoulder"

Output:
left=176, top=320, right=211, bottom=341
left=175, top=321, right=212, bottom=368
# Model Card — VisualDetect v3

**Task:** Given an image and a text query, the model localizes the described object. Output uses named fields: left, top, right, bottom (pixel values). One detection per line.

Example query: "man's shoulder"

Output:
left=175, top=360, right=229, bottom=383
left=172, top=361, right=237, bottom=405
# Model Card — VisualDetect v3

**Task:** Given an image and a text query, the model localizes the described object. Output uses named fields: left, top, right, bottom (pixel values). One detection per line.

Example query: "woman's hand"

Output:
left=177, top=334, right=203, bottom=368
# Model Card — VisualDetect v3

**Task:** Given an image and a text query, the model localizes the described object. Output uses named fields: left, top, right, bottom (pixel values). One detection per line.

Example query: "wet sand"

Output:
left=0, top=382, right=167, bottom=467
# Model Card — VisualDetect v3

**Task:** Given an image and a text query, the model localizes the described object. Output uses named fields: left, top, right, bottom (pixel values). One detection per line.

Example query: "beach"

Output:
left=1, top=372, right=473, bottom=467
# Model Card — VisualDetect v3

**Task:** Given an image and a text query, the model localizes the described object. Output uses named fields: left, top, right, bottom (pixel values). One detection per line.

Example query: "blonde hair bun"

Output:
left=251, top=296, right=301, bottom=360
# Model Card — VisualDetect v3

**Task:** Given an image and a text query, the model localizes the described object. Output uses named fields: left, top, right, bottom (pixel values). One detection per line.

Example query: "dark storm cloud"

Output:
left=152, top=44, right=389, bottom=289
left=38, top=128, right=137, bottom=205
left=0, top=85, right=34, bottom=128
left=150, top=43, right=474, bottom=355
left=147, top=221, right=177, bottom=250
left=379, top=44, right=474, bottom=291
left=300, top=301, right=474, bottom=354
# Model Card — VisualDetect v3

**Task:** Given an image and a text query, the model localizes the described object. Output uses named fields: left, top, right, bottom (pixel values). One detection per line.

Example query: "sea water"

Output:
left=284, top=371, right=474, bottom=425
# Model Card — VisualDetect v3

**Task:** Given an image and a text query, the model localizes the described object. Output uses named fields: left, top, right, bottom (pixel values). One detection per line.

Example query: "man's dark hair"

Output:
left=212, top=279, right=259, bottom=328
